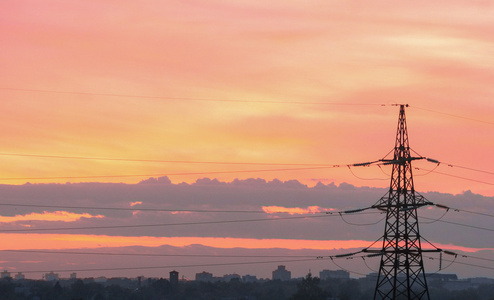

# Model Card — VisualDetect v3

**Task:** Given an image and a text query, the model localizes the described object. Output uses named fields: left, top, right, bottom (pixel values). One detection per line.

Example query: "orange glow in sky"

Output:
left=0, top=0, right=493, bottom=279
left=0, top=234, right=366, bottom=250
left=0, top=234, right=490, bottom=254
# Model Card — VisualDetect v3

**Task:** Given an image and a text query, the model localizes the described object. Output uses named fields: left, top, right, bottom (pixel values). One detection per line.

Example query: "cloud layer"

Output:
left=0, top=177, right=492, bottom=278
left=0, top=178, right=492, bottom=247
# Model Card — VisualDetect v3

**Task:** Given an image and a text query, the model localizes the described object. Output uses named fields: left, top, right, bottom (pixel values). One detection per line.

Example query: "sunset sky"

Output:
left=0, top=0, right=493, bottom=279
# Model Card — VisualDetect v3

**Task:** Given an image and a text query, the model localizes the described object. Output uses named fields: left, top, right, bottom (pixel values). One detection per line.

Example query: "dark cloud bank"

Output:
left=0, top=177, right=493, bottom=279
left=1, top=177, right=492, bottom=247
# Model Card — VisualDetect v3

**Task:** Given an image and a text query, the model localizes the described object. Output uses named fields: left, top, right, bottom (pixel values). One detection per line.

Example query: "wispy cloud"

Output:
left=262, top=206, right=333, bottom=214
left=0, top=211, right=103, bottom=223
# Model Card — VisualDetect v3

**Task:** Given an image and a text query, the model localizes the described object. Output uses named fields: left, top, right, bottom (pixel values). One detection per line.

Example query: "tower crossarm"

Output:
left=371, top=201, right=433, bottom=211
left=363, top=249, right=442, bottom=254
left=379, top=156, right=425, bottom=165
left=372, top=192, right=434, bottom=210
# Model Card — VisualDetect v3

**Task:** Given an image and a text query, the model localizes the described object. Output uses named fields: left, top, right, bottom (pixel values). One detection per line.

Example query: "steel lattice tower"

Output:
left=369, top=104, right=436, bottom=300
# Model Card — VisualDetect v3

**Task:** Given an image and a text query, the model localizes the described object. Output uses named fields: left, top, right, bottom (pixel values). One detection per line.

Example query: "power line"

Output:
left=423, top=253, right=458, bottom=273
left=0, top=211, right=382, bottom=232
left=0, top=166, right=341, bottom=181
left=419, top=156, right=493, bottom=176
left=348, top=156, right=492, bottom=185
left=0, top=203, right=267, bottom=214
left=361, top=249, right=494, bottom=277
left=420, top=216, right=494, bottom=233
left=0, top=249, right=316, bottom=258
left=450, top=207, right=494, bottom=219
left=432, top=203, right=494, bottom=219
left=338, top=211, right=386, bottom=226
left=414, top=167, right=494, bottom=186
left=0, top=202, right=383, bottom=231
left=10, top=249, right=374, bottom=275
left=0, top=202, right=373, bottom=215
left=6, top=88, right=493, bottom=127
left=425, top=256, right=494, bottom=271
left=0, top=214, right=333, bottom=232
left=15, top=257, right=326, bottom=275
left=2, top=151, right=491, bottom=187
left=423, top=250, right=494, bottom=272
left=0, top=87, right=383, bottom=106
left=413, top=164, right=440, bottom=177
left=418, top=208, right=450, bottom=224
left=439, top=162, right=494, bottom=176
left=462, top=253, right=494, bottom=264
left=329, top=255, right=368, bottom=277
left=346, top=166, right=389, bottom=181
left=411, top=106, right=494, bottom=125
left=1, top=248, right=371, bottom=277
left=360, top=152, right=493, bottom=184
left=0, top=153, right=334, bottom=167
left=1, top=165, right=489, bottom=187
left=0, top=159, right=388, bottom=182
left=0, top=202, right=376, bottom=216
left=449, top=260, right=494, bottom=271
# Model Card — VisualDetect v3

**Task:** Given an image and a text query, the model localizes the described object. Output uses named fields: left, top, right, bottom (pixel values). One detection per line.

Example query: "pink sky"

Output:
left=0, top=0, right=493, bottom=279
left=0, top=0, right=492, bottom=195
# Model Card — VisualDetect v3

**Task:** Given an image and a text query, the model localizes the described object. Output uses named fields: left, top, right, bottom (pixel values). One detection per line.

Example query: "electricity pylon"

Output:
left=365, top=104, right=438, bottom=300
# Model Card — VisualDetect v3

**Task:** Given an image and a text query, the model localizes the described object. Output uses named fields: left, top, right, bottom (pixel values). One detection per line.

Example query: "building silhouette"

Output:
left=319, top=269, right=350, bottom=280
left=1, top=270, right=11, bottom=279
left=272, top=265, right=291, bottom=281
left=196, top=271, right=214, bottom=282
left=223, top=273, right=241, bottom=282
left=170, top=270, right=179, bottom=285
left=44, top=272, right=59, bottom=281
left=242, top=274, right=257, bottom=282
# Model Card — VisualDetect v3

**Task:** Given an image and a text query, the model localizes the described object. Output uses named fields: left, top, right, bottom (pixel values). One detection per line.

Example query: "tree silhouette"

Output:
left=290, top=273, right=328, bottom=300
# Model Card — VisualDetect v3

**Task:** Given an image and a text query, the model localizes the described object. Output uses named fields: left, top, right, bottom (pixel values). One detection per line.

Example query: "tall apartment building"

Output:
left=272, top=265, right=291, bottom=281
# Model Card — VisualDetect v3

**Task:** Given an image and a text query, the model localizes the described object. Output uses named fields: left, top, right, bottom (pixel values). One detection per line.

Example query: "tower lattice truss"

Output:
left=366, top=105, right=438, bottom=300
